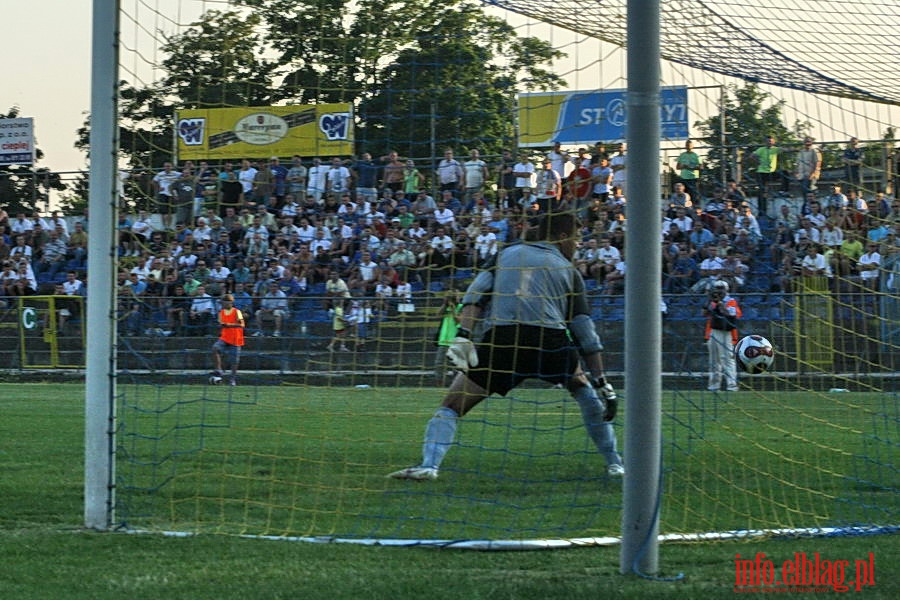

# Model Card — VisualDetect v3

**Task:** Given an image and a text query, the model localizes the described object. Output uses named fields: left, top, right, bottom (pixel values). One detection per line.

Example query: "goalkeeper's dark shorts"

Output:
left=467, top=325, right=580, bottom=396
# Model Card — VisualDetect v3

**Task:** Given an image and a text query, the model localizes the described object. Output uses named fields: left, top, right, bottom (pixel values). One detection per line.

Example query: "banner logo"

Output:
left=177, top=118, right=206, bottom=146
left=319, top=113, right=351, bottom=141
left=517, top=86, right=689, bottom=146
left=606, top=98, right=627, bottom=127
left=234, top=113, right=289, bottom=145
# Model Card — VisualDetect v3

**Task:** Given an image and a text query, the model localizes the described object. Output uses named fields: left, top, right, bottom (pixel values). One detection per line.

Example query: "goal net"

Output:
left=105, top=0, right=898, bottom=547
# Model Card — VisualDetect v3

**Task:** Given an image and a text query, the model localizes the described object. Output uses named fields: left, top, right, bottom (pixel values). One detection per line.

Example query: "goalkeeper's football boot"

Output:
left=607, top=464, right=625, bottom=477
left=387, top=466, right=439, bottom=481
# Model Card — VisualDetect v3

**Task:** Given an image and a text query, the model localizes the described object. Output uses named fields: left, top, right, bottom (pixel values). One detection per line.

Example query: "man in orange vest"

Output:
left=704, top=280, right=742, bottom=392
left=211, top=294, right=245, bottom=386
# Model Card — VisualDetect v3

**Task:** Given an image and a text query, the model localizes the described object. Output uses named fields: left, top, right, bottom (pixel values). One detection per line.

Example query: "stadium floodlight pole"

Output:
left=621, top=0, right=662, bottom=575
left=85, top=0, right=120, bottom=531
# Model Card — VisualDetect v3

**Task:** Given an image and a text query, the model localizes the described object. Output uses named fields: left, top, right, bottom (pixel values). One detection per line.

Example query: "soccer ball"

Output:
left=209, top=375, right=223, bottom=385
left=734, top=335, right=775, bottom=374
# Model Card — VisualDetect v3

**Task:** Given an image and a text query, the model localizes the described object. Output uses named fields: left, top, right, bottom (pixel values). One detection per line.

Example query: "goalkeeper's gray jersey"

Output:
left=462, top=241, right=588, bottom=330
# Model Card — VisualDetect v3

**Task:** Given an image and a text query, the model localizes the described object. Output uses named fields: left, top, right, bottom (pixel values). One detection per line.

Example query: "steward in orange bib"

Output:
left=211, top=294, right=245, bottom=386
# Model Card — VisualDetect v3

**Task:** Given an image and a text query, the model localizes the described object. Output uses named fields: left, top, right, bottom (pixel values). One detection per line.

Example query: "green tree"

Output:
left=694, top=83, right=809, bottom=190
left=357, top=3, right=562, bottom=159
left=77, top=0, right=562, bottom=190
left=75, top=10, right=277, bottom=210
left=241, top=0, right=563, bottom=157
left=0, top=107, right=66, bottom=215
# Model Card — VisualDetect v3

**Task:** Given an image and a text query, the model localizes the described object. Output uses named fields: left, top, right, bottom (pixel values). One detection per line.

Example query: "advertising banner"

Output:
left=518, top=87, right=689, bottom=147
left=0, top=117, right=35, bottom=166
left=175, top=104, right=354, bottom=160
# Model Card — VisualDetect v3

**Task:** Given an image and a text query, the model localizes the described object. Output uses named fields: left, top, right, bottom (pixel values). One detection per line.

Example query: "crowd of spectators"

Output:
left=1, top=139, right=897, bottom=337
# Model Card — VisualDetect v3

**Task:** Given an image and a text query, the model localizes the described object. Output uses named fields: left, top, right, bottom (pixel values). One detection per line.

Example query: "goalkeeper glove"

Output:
left=447, top=329, right=478, bottom=372
left=592, top=375, right=618, bottom=422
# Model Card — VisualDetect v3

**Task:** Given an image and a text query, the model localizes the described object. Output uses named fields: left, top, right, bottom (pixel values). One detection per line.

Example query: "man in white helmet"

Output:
left=704, top=280, right=742, bottom=392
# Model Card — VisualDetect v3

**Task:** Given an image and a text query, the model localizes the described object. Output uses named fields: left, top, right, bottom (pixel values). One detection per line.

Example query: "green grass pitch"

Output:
left=1, top=383, right=896, bottom=599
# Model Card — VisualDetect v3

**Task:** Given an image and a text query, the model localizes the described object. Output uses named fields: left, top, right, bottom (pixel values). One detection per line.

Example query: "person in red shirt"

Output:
left=211, top=294, right=245, bottom=386
left=566, top=156, right=593, bottom=219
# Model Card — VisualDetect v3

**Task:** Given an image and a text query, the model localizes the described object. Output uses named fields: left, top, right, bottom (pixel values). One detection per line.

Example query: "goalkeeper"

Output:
left=388, top=212, right=624, bottom=481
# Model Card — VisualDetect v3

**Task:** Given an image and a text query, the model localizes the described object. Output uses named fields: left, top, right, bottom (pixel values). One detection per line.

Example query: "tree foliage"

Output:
left=694, top=83, right=810, bottom=187
left=76, top=0, right=563, bottom=174
left=357, top=4, right=562, bottom=158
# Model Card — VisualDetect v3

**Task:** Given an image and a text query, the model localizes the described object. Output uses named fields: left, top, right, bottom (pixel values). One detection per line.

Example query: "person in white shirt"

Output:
left=287, top=155, right=308, bottom=200
left=130, top=257, right=151, bottom=281
left=534, top=159, right=562, bottom=209
left=277, top=215, right=300, bottom=240
left=433, top=199, right=456, bottom=229
left=395, top=279, right=413, bottom=301
left=295, top=218, right=317, bottom=243
left=462, top=149, right=489, bottom=202
left=512, top=154, right=535, bottom=201
left=429, top=228, right=454, bottom=254
left=152, top=162, right=182, bottom=230
left=349, top=251, right=381, bottom=294
left=309, top=229, right=332, bottom=255
left=806, top=203, right=827, bottom=228
left=857, top=243, right=881, bottom=288
left=243, top=217, right=270, bottom=242
left=407, top=224, right=428, bottom=242
left=691, top=246, right=726, bottom=292
left=671, top=207, right=693, bottom=233
left=374, top=278, right=394, bottom=307
left=192, top=217, right=213, bottom=243
left=473, top=225, right=497, bottom=267
left=326, top=157, right=353, bottom=198
left=799, top=244, right=832, bottom=278
left=11, top=213, right=34, bottom=235
left=333, top=220, right=354, bottom=243
left=129, top=211, right=154, bottom=256
left=279, top=195, right=301, bottom=219
left=610, top=143, right=627, bottom=194
left=47, top=211, right=69, bottom=236
left=794, top=218, right=821, bottom=244
left=177, top=252, right=198, bottom=271
left=436, top=149, right=463, bottom=194
left=596, top=237, right=622, bottom=268
left=820, top=221, right=844, bottom=249
left=208, top=259, right=231, bottom=284
left=10, top=235, right=33, bottom=260
left=189, top=285, right=217, bottom=335
left=62, top=271, right=85, bottom=296
left=353, top=196, right=373, bottom=221
left=546, top=141, right=570, bottom=179
left=823, top=184, right=848, bottom=211
left=306, top=157, right=328, bottom=204
left=237, top=160, right=257, bottom=196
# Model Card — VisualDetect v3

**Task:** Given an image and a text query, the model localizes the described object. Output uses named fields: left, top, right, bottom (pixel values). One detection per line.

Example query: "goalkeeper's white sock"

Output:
left=573, top=386, right=622, bottom=466
left=421, top=406, right=459, bottom=469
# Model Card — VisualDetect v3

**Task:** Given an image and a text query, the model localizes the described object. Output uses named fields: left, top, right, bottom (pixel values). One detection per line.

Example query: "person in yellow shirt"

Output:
left=751, top=135, right=782, bottom=215
left=833, top=233, right=864, bottom=277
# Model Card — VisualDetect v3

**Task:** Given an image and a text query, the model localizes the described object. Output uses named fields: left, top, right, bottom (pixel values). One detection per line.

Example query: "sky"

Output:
left=6, top=1, right=92, bottom=175
left=5, top=0, right=898, bottom=181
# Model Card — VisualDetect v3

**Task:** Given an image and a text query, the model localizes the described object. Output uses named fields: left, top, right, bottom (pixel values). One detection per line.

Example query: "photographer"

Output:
left=704, top=280, right=742, bottom=392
